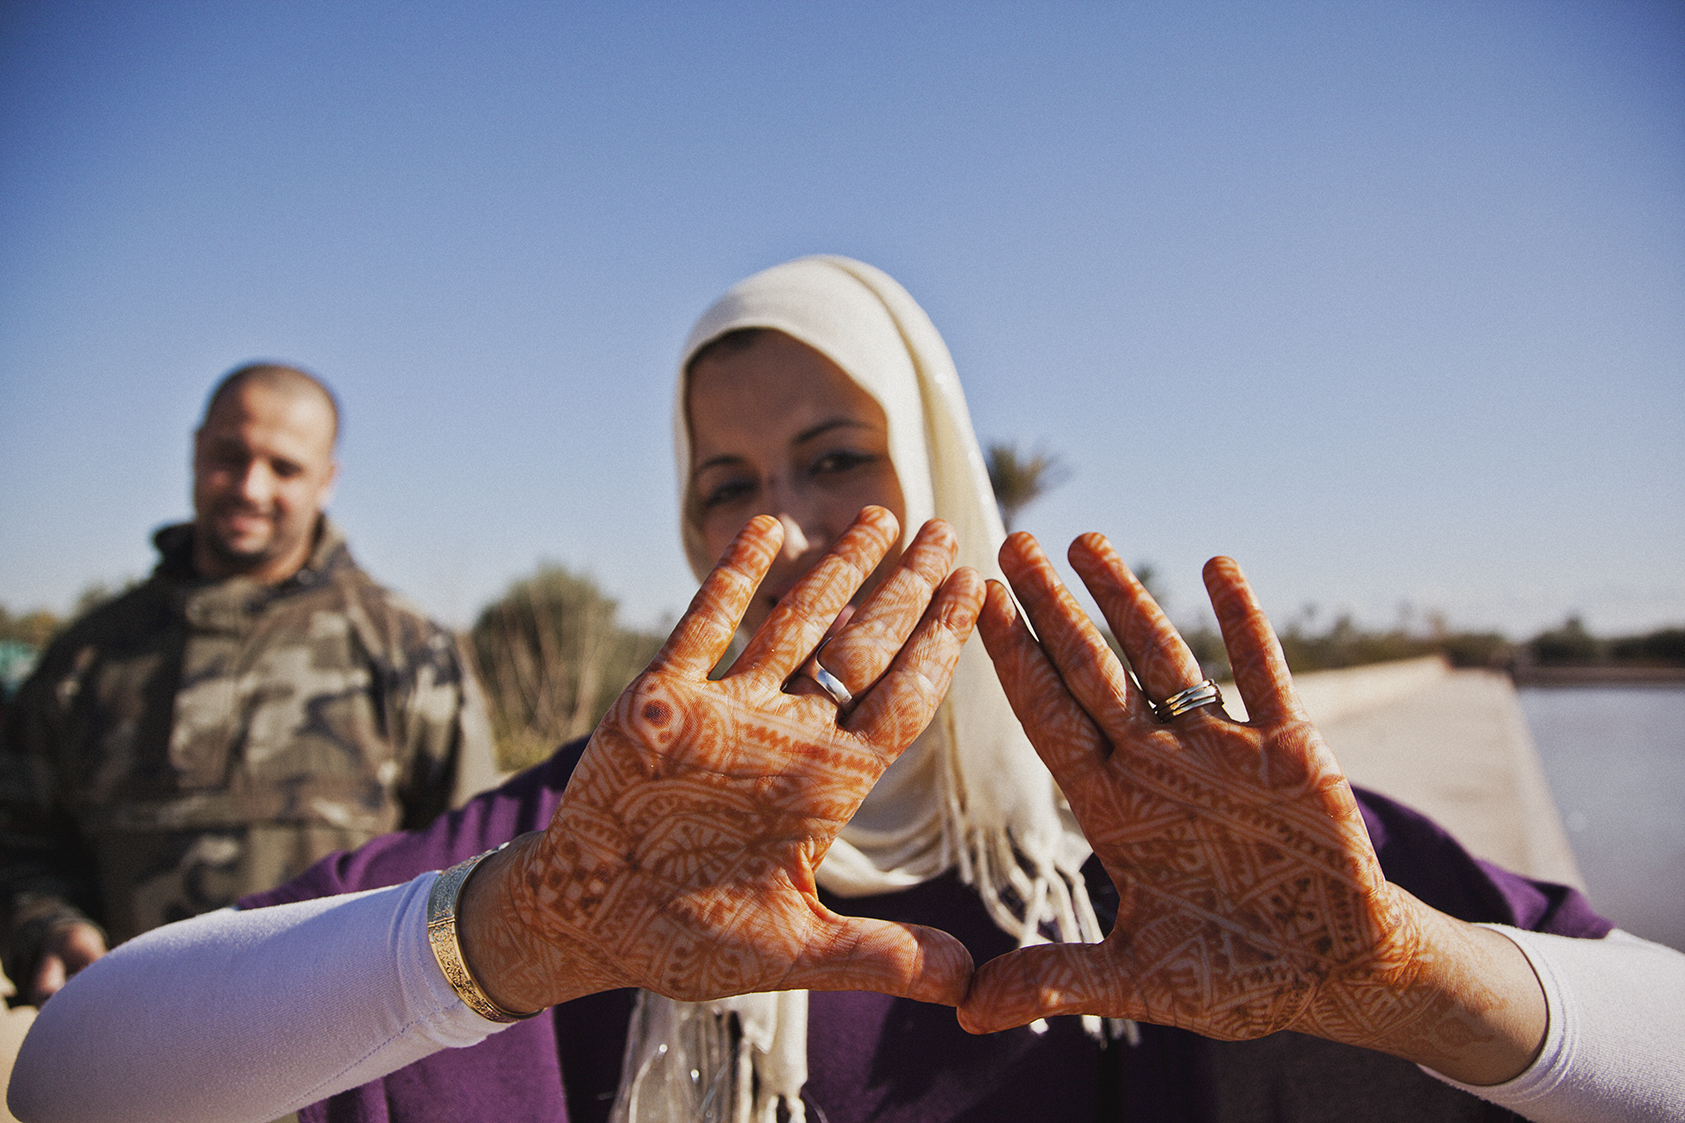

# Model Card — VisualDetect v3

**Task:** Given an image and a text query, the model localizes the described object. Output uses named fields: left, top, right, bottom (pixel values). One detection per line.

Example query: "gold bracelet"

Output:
left=426, top=847, right=541, bottom=1024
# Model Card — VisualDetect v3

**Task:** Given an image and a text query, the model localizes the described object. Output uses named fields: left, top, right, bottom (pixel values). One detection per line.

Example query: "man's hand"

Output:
left=29, top=921, right=107, bottom=1006
left=460, top=508, right=984, bottom=1014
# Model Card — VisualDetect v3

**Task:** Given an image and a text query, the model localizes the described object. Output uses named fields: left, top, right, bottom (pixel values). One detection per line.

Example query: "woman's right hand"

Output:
left=960, top=532, right=1548, bottom=1085
left=458, top=507, right=983, bottom=1014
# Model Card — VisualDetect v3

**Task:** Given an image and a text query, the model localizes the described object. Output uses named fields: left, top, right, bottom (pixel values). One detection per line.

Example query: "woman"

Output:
left=11, top=258, right=1682, bottom=1123
left=632, top=255, right=1680, bottom=1118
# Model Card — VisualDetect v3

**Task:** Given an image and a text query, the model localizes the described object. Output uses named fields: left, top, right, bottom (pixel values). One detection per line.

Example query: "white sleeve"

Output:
left=1423, top=926, right=1685, bottom=1122
left=7, top=872, right=514, bottom=1123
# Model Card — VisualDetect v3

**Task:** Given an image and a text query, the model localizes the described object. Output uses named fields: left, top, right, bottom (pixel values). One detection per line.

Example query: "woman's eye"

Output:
left=810, top=450, right=875, bottom=476
left=699, top=478, right=755, bottom=509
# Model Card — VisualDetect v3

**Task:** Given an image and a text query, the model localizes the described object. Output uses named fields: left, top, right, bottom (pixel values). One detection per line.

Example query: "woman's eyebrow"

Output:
left=692, top=453, right=746, bottom=476
left=691, top=419, right=878, bottom=478
left=793, top=418, right=876, bottom=445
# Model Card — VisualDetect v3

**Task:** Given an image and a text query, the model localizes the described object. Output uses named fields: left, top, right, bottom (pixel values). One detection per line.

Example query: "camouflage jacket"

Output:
left=0, top=519, right=500, bottom=988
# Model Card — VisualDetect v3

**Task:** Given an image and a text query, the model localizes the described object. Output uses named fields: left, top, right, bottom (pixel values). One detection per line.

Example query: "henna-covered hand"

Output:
left=960, top=532, right=1547, bottom=1085
left=461, top=508, right=983, bottom=1013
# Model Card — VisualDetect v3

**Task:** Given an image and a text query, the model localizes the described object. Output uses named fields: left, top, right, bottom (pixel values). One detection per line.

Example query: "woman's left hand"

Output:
left=460, top=508, right=984, bottom=1015
left=959, top=532, right=1548, bottom=1085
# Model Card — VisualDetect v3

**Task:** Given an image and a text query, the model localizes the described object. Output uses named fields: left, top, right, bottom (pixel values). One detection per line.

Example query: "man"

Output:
left=0, top=363, right=500, bottom=1005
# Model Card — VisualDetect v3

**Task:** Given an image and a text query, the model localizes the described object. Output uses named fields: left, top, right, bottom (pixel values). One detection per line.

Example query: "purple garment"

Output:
left=243, top=738, right=1610, bottom=1123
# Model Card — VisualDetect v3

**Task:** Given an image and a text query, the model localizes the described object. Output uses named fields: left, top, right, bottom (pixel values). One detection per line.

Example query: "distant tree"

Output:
left=985, top=442, right=1069, bottom=532
left=0, top=581, right=133, bottom=652
left=73, top=582, right=125, bottom=618
left=0, top=605, right=61, bottom=649
left=1527, top=615, right=1604, bottom=666
left=1610, top=627, right=1685, bottom=666
left=1276, top=608, right=1445, bottom=673
left=470, top=565, right=665, bottom=771
left=1179, top=622, right=1232, bottom=682
left=1436, top=631, right=1514, bottom=669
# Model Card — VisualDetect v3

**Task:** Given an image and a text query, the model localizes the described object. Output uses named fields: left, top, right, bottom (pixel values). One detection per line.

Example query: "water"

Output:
left=1518, top=685, right=1685, bottom=951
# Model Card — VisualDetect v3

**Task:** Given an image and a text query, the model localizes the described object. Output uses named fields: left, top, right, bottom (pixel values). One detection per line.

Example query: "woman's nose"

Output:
left=765, top=480, right=828, bottom=563
left=776, top=514, right=813, bottom=561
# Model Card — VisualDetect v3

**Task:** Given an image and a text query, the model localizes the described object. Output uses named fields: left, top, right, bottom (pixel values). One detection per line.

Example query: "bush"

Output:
left=470, top=565, right=665, bottom=771
left=1609, top=627, right=1685, bottom=666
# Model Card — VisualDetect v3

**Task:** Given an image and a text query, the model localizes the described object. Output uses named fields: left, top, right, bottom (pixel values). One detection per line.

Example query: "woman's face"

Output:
left=687, top=330, right=909, bottom=636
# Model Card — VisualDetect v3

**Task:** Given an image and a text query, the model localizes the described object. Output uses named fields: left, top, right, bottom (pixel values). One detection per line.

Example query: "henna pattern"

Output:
left=962, top=532, right=1521, bottom=1072
left=460, top=509, right=982, bottom=1014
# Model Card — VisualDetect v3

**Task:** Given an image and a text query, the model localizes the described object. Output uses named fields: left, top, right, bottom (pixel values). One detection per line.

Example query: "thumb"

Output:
left=788, top=917, right=974, bottom=1007
left=959, top=942, right=1118, bottom=1034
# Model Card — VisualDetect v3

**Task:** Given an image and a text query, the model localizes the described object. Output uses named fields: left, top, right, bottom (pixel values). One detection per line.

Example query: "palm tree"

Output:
left=985, top=441, right=1069, bottom=532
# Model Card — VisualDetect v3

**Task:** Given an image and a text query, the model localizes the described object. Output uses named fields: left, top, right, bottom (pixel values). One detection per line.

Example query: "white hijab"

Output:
left=615, top=256, right=1102, bottom=1123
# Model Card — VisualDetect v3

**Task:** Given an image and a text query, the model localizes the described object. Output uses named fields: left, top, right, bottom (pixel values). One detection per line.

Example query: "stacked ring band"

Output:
left=1153, top=679, right=1224, bottom=723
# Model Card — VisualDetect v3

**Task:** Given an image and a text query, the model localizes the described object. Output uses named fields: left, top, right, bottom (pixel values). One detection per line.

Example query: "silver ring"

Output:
left=1153, top=679, right=1223, bottom=722
left=805, top=660, right=854, bottom=709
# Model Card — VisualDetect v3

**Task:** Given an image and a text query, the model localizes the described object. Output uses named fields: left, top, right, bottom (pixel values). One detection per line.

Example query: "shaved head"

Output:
left=203, top=363, right=341, bottom=446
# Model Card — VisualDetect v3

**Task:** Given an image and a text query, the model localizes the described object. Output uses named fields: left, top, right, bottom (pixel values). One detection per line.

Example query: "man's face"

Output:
left=191, top=383, right=337, bottom=582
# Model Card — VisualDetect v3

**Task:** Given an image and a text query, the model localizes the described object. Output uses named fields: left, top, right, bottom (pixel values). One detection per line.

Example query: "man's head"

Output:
left=191, top=363, right=340, bottom=583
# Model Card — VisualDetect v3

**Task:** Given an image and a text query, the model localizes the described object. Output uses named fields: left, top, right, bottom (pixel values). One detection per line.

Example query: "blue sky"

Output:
left=2, top=1, right=1681, bottom=640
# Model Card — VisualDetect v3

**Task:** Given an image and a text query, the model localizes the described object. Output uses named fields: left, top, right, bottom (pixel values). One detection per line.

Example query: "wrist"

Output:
left=1350, top=890, right=1548, bottom=1086
left=426, top=848, right=542, bottom=1023
left=455, top=831, right=601, bottom=1014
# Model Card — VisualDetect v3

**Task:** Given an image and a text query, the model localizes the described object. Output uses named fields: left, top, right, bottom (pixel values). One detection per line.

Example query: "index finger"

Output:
left=1067, top=533, right=1206, bottom=710
left=976, top=577, right=1111, bottom=788
left=1203, top=556, right=1308, bottom=729
left=646, top=514, right=783, bottom=679
left=997, top=531, right=1148, bottom=727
